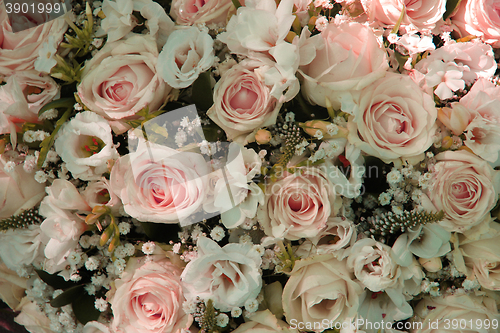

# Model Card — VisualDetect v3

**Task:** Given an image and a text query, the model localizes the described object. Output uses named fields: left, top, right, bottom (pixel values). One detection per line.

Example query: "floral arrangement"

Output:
left=1, top=0, right=500, bottom=332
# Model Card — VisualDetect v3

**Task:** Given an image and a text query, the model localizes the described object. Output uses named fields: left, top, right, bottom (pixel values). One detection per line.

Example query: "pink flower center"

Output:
left=230, top=87, right=258, bottom=111
left=185, top=0, right=207, bottom=14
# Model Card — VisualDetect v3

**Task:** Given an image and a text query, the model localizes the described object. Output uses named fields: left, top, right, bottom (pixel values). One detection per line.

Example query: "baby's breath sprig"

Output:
left=0, top=207, right=44, bottom=232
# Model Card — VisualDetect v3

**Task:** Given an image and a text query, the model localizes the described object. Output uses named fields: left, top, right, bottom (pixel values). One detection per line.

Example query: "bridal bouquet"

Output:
left=1, top=0, right=500, bottom=332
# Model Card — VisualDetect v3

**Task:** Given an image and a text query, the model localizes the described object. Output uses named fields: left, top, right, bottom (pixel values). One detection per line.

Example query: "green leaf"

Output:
left=444, top=0, right=462, bottom=20
left=191, top=71, right=213, bottom=111
left=35, top=269, right=79, bottom=290
left=72, top=292, right=101, bottom=325
left=395, top=51, right=409, bottom=71
left=231, top=0, right=241, bottom=9
left=38, top=98, right=75, bottom=117
left=37, top=106, right=73, bottom=168
left=50, top=285, right=85, bottom=308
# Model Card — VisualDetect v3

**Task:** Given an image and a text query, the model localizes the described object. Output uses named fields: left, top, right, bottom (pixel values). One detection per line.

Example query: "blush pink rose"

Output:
left=452, top=0, right=500, bottom=47
left=110, top=257, right=192, bottom=333
left=0, top=71, right=60, bottom=140
left=0, top=160, right=46, bottom=220
left=299, top=22, right=388, bottom=110
left=425, top=150, right=500, bottom=233
left=207, top=61, right=280, bottom=144
left=362, top=0, right=447, bottom=31
left=0, top=2, right=67, bottom=75
left=347, top=73, right=437, bottom=162
left=77, top=35, right=170, bottom=134
left=170, top=0, right=233, bottom=26
left=110, top=140, right=209, bottom=224
left=257, top=167, right=342, bottom=240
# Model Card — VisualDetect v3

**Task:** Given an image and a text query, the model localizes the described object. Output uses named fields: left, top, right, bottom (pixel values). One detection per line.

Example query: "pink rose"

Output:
left=0, top=159, right=46, bottom=220
left=362, top=0, right=447, bottom=31
left=0, top=71, right=60, bottom=140
left=110, top=140, right=209, bottom=224
left=170, top=0, right=233, bottom=26
left=110, top=257, right=192, bottom=333
left=207, top=61, right=280, bottom=143
left=347, top=73, right=437, bottom=162
left=257, top=167, right=342, bottom=240
left=452, top=0, right=500, bottom=47
left=299, top=22, right=388, bottom=110
left=425, top=150, right=500, bottom=233
left=0, top=3, right=67, bottom=75
left=77, top=35, right=170, bottom=134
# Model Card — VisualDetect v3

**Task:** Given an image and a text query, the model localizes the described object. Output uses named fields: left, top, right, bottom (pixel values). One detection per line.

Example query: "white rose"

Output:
left=170, top=0, right=233, bottom=26
left=0, top=226, right=44, bottom=272
left=157, top=26, right=214, bottom=89
left=0, top=263, right=27, bottom=309
left=0, top=159, right=46, bottom=220
left=347, top=238, right=402, bottom=292
left=282, top=254, right=363, bottom=330
left=232, top=310, right=298, bottom=333
left=181, top=236, right=262, bottom=312
left=55, top=111, right=119, bottom=181
left=411, top=293, right=500, bottom=333
left=14, top=297, right=52, bottom=333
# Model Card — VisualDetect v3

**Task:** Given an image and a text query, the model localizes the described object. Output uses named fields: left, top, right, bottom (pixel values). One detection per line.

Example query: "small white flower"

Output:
left=315, top=16, right=329, bottom=32
left=142, top=241, right=156, bottom=255
left=85, top=257, right=100, bottom=271
left=34, top=170, right=48, bottom=183
left=94, top=298, right=109, bottom=312
left=69, top=274, right=82, bottom=282
left=34, top=36, right=58, bottom=73
left=91, top=274, right=106, bottom=287
left=313, top=129, right=324, bottom=140
left=326, top=123, right=339, bottom=136
left=182, top=300, right=197, bottom=314
left=123, top=243, right=135, bottom=256
left=216, top=313, right=229, bottom=327
left=210, top=226, right=225, bottom=242
left=392, top=205, right=404, bottom=215
left=4, top=161, right=16, bottom=173
left=231, top=307, right=242, bottom=318
left=118, top=222, right=131, bottom=235
left=34, top=130, right=50, bottom=141
left=378, top=192, right=391, bottom=206
left=285, top=112, right=295, bottom=122
left=23, top=131, right=36, bottom=143
left=114, top=245, right=127, bottom=259
left=67, top=252, right=82, bottom=266
left=175, top=130, right=187, bottom=147
left=386, top=169, right=403, bottom=184
left=239, top=234, right=252, bottom=244
left=173, top=243, right=181, bottom=254
left=244, top=299, right=259, bottom=313
left=85, top=284, right=97, bottom=295
left=38, top=108, right=58, bottom=120
left=114, top=258, right=127, bottom=273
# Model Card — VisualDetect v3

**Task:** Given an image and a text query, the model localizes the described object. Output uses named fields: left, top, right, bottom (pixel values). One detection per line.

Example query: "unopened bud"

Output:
left=255, top=129, right=272, bottom=145
left=441, top=136, right=453, bottom=149
left=419, top=257, right=442, bottom=272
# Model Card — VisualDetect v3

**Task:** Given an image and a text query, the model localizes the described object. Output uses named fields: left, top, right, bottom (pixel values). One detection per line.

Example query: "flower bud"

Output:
left=255, top=129, right=272, bottom=145
left=419, top=257, right=442, bottom=272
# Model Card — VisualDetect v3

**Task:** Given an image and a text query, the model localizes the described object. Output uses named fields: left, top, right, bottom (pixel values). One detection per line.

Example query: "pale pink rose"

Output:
left=257, top=167, right=342, bottom=240
left=0, top=263, right=27, bottom=309
left=457, top=221, right=500, bottom=291
left=362, top=0, right=447, bottom=30
left=411, top=293, right=500, bottom=333
left=425, top=150, right=500, bottom=233
left=232, top=310, right=298, bottom=333
left=77, top=35, right=170, bottom=134
left=282, top=254, right=363, bottom=331
left=299, top=22, right=388, bottom=110
left=170, top=0, right=233, bottom=25
left=14, top=297, right=52, bottom=333
left=0, top=3, right=67, bottom=75
left=0, top=226, right=44, bottom=272
left=0, top=71, right=59, bottom=141
left=207, top=61, right=280, bottom=143
left=110, top=140, right=209, bottom=224
left=181, top=236, right=262, bottom=312
left=452, top=0, right=500, bottom=47
left=346, top=73, right=437, bottom=162
left=0, top=159, right=46, bottom=220
left=110, top=257, right=191, bottom=333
